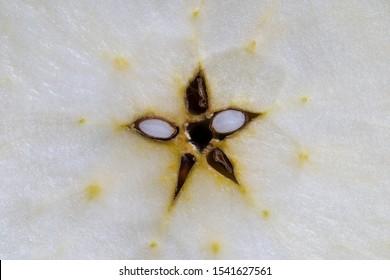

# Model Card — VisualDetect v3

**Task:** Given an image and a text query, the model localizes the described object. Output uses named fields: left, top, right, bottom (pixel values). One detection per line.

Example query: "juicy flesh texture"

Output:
left=1, top=0, right=390, bottom=259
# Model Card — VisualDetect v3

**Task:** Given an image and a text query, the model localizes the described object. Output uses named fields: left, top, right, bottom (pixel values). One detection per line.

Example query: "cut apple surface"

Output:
left=1, top=0, right=390, bottom=259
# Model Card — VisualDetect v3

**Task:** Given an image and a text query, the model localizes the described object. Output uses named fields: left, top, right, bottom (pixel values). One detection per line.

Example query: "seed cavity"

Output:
left=186, top=119, right=213, bottom=152
left=185, top=71, right=208, bottom=115
left=212, top=109, right=260, bottom=140
left=211, top=109, right=246, bottom=134
left=174, top=153, right=196, bottom=203
left=130, top=67, right=263, bottom=207
left=133, top=117, right=178, bottom=141
left=207, top=148, right=238, bottom=184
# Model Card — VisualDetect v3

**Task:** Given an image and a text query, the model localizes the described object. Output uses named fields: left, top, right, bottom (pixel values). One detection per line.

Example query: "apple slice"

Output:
left=0, top=0, right=390, bottom=259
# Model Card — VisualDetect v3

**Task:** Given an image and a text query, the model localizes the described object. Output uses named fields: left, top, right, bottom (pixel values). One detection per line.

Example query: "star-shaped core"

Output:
left=131, top=70, right=260, bottom=204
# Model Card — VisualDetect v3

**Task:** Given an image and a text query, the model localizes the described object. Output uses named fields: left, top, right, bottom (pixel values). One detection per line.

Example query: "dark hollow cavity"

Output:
left=185, top=72, right=208, bottom=115
left=174, top=153, right=196, bottom=203
left=186, top=119, right=213, bottom=152
left=207, top=148, right=238, bottom=184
